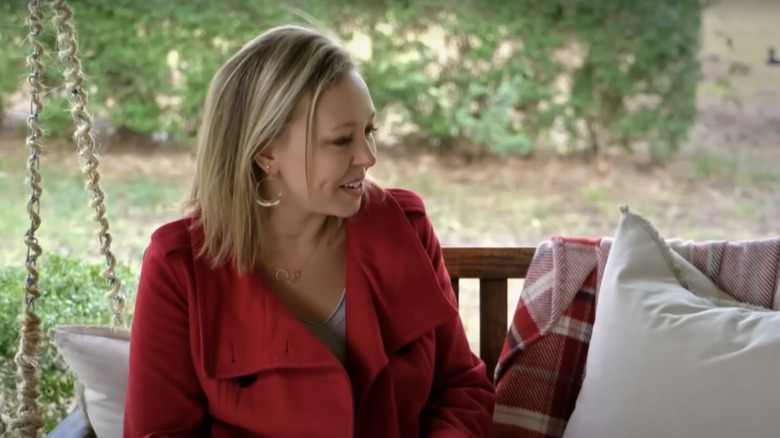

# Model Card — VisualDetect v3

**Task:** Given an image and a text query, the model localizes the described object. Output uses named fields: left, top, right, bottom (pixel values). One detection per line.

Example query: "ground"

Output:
left=0, top=2, right=778, bottom=353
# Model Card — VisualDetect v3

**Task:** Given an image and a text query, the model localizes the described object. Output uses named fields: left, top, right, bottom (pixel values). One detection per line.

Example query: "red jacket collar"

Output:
left=190, top=187, right=457, bottom=402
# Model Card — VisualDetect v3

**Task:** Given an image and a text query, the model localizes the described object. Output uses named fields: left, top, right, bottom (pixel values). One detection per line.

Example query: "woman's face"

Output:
left=256, top=70, right=377, bottom=220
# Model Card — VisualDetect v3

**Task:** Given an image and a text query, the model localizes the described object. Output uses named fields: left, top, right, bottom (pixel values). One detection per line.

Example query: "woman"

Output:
left=124, top=25, right=495, bottom=437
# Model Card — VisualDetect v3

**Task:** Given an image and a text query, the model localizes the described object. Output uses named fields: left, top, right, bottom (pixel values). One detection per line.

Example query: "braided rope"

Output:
left=51, top=0, right=126, bottom=328
left=9, top=1, right=48, bottom=435
left=7, top=2, right=126, bottom=435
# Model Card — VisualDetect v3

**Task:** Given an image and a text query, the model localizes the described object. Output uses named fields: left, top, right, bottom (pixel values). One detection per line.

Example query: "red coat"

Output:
left=124, top=187, right=496, bottom=437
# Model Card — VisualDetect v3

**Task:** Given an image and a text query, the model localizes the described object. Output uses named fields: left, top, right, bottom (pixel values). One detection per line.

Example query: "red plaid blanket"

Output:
left=491, top=236, right=780, bottom=438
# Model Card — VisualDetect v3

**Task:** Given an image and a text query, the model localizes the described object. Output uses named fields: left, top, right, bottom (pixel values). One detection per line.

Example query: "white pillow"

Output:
left=50, top=324, right=130, bottom=438
left=562, top=206, right=780, bottom=438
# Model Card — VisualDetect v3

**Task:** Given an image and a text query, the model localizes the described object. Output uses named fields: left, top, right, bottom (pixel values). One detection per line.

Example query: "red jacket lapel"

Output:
left=345, top=187, right=458, bottom=407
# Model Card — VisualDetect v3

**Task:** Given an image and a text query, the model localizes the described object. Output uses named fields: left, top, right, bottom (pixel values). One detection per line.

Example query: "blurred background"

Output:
left=0, top=0, right=778, bottom=430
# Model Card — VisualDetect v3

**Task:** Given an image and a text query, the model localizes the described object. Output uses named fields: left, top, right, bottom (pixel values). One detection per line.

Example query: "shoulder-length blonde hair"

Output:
left=184, top=25, right=359, bottom=274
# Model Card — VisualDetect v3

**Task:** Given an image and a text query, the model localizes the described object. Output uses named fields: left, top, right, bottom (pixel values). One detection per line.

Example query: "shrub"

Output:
left=0, top=254, right=137, bottom=433
left=340, top=0, right=703, bottom=159
left=0, top=0, right=703, bottom=159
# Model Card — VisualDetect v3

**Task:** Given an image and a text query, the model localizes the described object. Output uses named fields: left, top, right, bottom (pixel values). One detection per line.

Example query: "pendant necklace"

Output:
left=271, top=234, right=326, bottom=284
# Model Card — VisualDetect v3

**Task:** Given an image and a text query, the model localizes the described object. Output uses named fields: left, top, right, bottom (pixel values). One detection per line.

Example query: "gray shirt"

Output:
left=300, top=290, right=346, bottom=368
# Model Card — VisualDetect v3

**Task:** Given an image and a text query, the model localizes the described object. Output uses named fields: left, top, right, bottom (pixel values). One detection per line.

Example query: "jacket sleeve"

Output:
left=124, top=238, right=209, bottom=437
left=411, top=204, right=496, bottom=437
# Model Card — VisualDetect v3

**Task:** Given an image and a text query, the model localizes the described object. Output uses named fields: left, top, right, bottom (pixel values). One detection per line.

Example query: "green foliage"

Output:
left=0, top=254, right=137, bottom=433
left=0, top=0, right=703, bottom=159
left=0, top=1, right=297, bottom=142
left=564, top=0, right=703, bottom=159
left=341, top=0, right=703, bottom=159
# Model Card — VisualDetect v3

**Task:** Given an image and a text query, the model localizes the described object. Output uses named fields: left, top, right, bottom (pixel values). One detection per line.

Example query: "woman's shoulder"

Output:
left=383, top=187, right=427, bottom=215
left=361, top=186, right=433, bottom=238
left=146, top=216, right=199, bottom=259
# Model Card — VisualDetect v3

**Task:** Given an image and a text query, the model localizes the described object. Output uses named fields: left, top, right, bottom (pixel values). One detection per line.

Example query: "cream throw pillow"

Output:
left=50, top=324, right=130, bottom=438
left=562, top=206, right=780, bottom=438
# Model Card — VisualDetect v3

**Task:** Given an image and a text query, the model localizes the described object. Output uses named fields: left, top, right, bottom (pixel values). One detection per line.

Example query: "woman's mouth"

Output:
left=340, top=180, right=363, bottom=196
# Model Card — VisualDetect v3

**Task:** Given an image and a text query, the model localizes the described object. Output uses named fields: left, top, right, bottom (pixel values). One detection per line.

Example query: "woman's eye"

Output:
left=333, top=126, right=377, bottom=146
left=333, top=136, right=352, bottom=146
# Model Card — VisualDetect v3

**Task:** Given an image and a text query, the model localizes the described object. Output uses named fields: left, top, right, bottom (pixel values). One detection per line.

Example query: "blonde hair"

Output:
left=184, top=25, right=359, bottom=274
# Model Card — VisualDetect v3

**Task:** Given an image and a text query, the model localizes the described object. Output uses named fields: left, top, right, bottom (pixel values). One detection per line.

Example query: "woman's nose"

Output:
left=353, top=139, right=377, bottom=168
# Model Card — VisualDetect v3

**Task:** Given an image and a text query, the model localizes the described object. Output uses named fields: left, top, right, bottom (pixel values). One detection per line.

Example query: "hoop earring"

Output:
left=255, top=176, right=282, bottom=207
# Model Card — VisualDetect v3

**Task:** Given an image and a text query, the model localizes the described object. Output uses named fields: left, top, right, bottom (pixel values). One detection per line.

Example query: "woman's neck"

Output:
left=265, top=208, right=333, bottom=251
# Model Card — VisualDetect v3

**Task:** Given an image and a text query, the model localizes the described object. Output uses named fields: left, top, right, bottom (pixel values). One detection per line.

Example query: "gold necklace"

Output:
left=271, top=263, right=302, bottom=283
left=270, top=234, right=326, bottom=284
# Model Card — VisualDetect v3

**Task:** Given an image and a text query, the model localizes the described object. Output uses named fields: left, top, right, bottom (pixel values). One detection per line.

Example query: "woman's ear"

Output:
left=253, top=140, right=281, bottom=174
left=253, top=150, right=274, bottom=173
left=254, top=134, right=288, bottom=174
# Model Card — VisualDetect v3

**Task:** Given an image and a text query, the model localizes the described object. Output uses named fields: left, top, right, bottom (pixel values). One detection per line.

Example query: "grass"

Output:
left=0, top=154, right=185, bottom=270
left=689, top=149, right=780, bottom=186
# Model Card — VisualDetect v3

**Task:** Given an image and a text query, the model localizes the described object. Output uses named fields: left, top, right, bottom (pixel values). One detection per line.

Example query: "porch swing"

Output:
left=3, top=1, right=128, bottom=437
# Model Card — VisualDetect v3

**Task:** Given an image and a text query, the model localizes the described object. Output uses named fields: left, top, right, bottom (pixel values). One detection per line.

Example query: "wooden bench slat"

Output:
left=479, top=279, right=508, bottom=381
left=442, top=247, right=533, bottom=279
left=442, top=247, right=535, bottom=381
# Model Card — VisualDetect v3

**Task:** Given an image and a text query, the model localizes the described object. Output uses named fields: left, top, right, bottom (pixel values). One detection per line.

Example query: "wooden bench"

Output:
left=45, top=246, right=537, bottom=437
left=442, top=247, right=535, bottom=381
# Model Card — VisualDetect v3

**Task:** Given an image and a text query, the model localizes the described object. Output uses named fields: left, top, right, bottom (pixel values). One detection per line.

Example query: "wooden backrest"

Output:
left=442, top=247, right=536, bottom=381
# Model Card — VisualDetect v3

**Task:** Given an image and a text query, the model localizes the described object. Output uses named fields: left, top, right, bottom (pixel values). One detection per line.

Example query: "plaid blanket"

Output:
left=491, top=236, right=780, bottom=438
